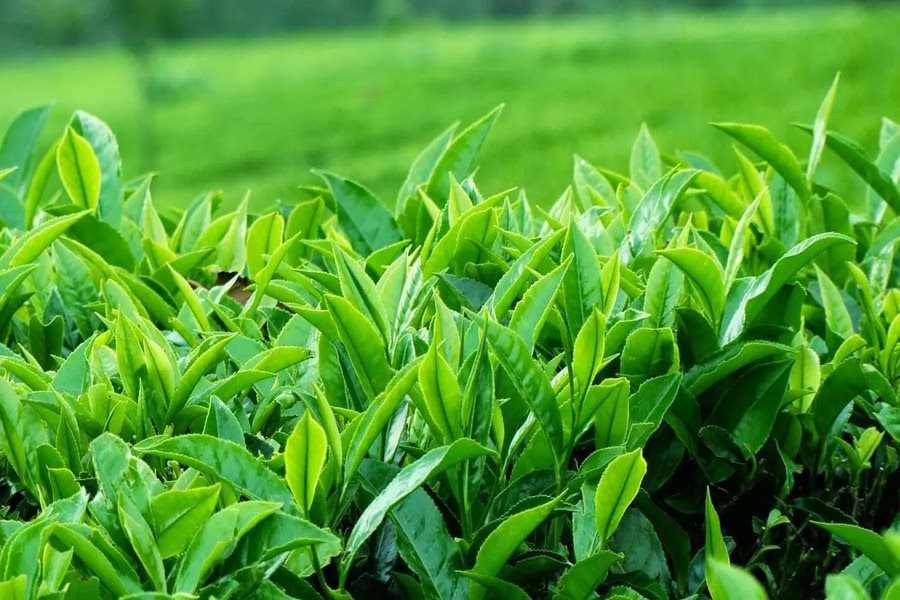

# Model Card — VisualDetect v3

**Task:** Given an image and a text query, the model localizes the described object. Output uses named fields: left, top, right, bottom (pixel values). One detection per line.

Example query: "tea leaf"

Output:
left=0, top=210, right=90, bottom=268
left=470, top=494, right=563, bottom=600
left=797, top=125, right=900, bottom=214
left=720, top=233, right=855, bottom=344
left=630, top=124, right=662, bottom=190
left=0, top=105, right=50, bottom=191
left=342, top=439, right=493, bottom=582
left=151, top=484, right=222, bottom=559
left=807, top=73, right=840, bottom=180
left=594, top=449, right=646, bottom=547
left=509, top=257, right=570, bottom=350
left=50, top=523, right=143, bottom=596
left=477, top=315, right=565, bottom=469
left=425, top=105, right=503, bottom=205
left=317, top=170, right=404, bottom=255
left=398, top=122, right=457, bottom=205
left=813, top=522, right=900, bottom=577
left=815, top=265, right=854, bottom=339
left=135, top=435, right=295, bottom=510
left=705, top=489, right=729, bottom=564
left=713, top=122, right=809, bottom=202
left=57, top=127, right=101, bottom=210
left=553, top=550, right=620, bottom=600
left=573, top=307, right=606, bottom=393
left=285, top=411, right=328, bottom=516
left=657, top=247, right=725, bottom=324
left=359, top=461, right=468, bottom=600
left=117, top=495, right=166, bottom=592
left=71, top=110, right=123, bottom=225
left=706, top=559, right=768, bottom=600
left=420, top=335, right=464, bottom=441
left=173, top=501, right=281, bottom=593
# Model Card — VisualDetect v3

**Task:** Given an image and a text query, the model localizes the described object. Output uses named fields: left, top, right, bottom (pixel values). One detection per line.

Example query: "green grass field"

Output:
left=1, top=4, right=898, bottom=209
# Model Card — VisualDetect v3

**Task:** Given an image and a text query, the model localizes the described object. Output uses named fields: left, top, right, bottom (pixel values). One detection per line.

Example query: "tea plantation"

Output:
left=0, top=5, right=899, bottom=599
left=0, top=5, right=898, bottom=208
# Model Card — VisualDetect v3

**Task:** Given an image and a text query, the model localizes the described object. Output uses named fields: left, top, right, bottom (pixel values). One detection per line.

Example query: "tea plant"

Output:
left=0, top=77, right=897, bottom=599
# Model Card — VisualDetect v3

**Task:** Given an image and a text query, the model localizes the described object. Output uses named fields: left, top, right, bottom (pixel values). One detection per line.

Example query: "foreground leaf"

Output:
left=470, top=494, right=563, bottom=600
left=594, top=449, right=647, bottom=548
left=285, top=412, right=328, bottom=517
left=813, top=522, right=900, bottom=577
left=316, top=170, right=403, bottom=255
left=57, top=126, right=101, bottom=210
left=135, top=435, right=295, bottom=510
left=706, top=559, right=769, bottom=600
left=341, top=439, right=493, bottom=583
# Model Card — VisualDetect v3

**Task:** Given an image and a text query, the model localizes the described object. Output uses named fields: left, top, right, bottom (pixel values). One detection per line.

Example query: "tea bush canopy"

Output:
left=0, top=80, right=897, bottom=598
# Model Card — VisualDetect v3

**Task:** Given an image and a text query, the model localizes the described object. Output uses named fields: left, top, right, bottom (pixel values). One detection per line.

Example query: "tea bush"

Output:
left=0, top=78, right=897, bottom=599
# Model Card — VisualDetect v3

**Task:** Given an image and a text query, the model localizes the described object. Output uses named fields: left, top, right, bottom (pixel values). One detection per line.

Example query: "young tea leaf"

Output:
left=594, top=449, right=647, bottom=548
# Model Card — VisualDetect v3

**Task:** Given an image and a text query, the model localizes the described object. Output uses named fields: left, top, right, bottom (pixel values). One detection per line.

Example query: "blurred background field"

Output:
left=1, top=1, right=899, bottom=210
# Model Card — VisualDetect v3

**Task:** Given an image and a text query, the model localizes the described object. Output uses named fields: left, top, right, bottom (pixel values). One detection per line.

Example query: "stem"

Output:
left=547, top=513, right=563, bottom=554
left=460, top=463, right=473, bottom=540
left=563, top=340, right=578, bottom=456
left=866, top=466, right=886, bottom=528
left=850, top=481, right=861, bottom=522
left=776, top=520, right=808, bottom=593
left=308, top=546, right=330, bottom=595
left=483, top=453, right=509, bottom=524
left=819, top=538, right=838, bottom=579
